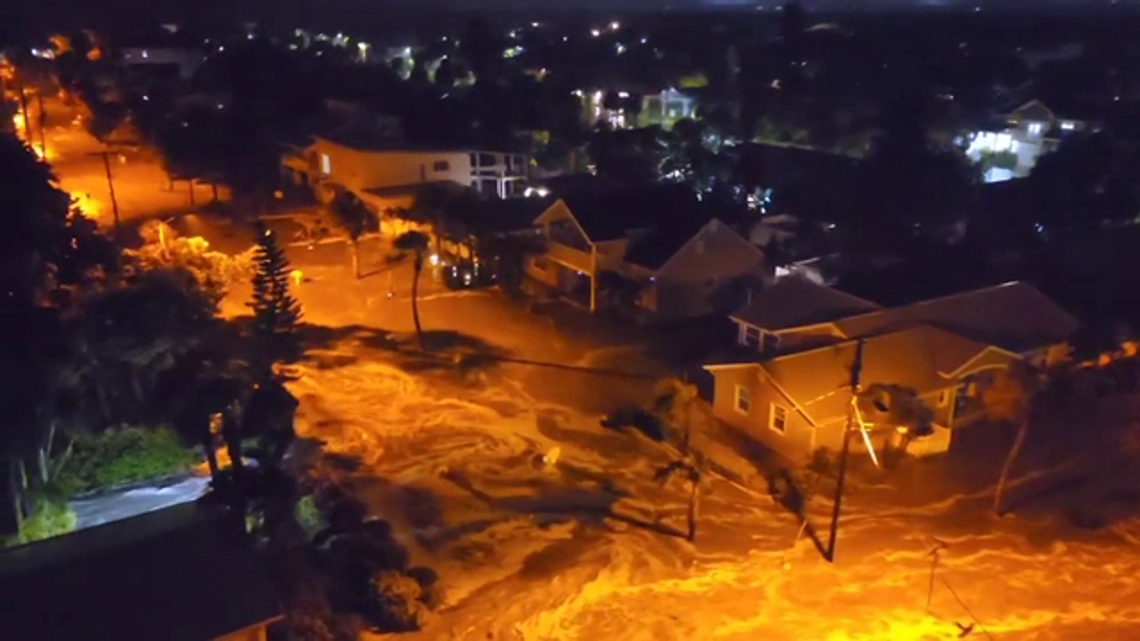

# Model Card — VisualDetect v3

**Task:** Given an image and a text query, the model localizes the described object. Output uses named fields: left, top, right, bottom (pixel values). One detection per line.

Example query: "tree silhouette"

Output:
left=983, top=362, right=1043, bottom=515
left=394, top=231, right=430, bottom=350
left=248, top=222, right=302, bottom=377
left=330, top=191, right=373, bottom=278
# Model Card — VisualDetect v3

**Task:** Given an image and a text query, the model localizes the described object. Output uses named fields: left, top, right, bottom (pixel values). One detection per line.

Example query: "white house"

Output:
left=282, top=134, right=529, bottom=209
left=966, top=99, right=1100, bottom=182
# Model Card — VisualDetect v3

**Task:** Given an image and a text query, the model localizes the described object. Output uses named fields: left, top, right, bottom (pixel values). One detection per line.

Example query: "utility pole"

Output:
left=15, top=76, right=31, bottom=142
left=36, top=92, right=47, bottom=159
left=826, top=338, right=864, bottom=563
left=89, top=151, right=121, bottom=235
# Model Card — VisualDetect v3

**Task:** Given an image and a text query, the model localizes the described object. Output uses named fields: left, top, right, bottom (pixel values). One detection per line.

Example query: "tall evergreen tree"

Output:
left=248, top=222, right=302, bottom=376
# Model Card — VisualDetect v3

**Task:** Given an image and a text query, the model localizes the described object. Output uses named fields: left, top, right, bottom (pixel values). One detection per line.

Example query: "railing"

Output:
left=546, top=241, right=593, bottom=273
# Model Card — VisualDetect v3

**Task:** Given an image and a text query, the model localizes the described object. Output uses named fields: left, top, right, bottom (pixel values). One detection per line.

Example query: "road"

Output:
left=25, top=96, right=223, bottom=228
left=248, top=242, right=1140, bottom=640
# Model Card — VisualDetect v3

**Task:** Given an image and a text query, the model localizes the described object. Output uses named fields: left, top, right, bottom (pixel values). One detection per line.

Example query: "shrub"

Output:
left=57, top=425, right=198, bottom=495
left=370, top=571, right=430, bottom=631
left=5, top=499, right=77, bottom=546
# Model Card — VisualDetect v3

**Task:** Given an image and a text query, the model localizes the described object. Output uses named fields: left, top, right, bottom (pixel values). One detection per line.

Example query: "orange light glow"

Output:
left=71, top=192, right=100, bottom=220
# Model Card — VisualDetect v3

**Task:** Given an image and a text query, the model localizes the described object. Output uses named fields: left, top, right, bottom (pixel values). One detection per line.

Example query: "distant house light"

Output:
left=591, top=29, right=601, bottom=38
left=641, top=37, right=648, bottom=44
left=609, top=21, right=621, bottom=31
left=142, top=49, right=149, bottom=59
left=618, top=91, right=630, bottom=99
left=1061, top=121, right=1075, bottom=131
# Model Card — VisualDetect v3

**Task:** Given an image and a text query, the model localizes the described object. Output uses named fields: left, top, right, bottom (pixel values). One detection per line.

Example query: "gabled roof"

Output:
left=1007, top=99, right=1055, bottom=123
left=731, top=277, right=881, bottom=331
left=559, top=184, right=701, bottom=242
left=762, top=325, right=990, bottom=425
left=624, top=217, right=713, bottom=270
left=0, top=503, right=281, bottom=641
left=833, top=281, right=1079, bottom=353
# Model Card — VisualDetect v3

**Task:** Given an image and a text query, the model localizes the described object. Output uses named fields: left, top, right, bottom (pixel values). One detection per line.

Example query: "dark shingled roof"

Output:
left=731, top=277, right=882, bottom=331
left=450, top=196, right=558, bottom=235
left=561, top=184, right=701, bottom=242
left=834, top=281, right=1079, bottom=352
left=623, top=218, right=710, bottom=270
left=0, top=503, right=282, bottom=641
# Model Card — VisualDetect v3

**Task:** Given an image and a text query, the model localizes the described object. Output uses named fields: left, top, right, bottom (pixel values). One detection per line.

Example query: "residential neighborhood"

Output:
left=3, top=3, right=1140, bottom=640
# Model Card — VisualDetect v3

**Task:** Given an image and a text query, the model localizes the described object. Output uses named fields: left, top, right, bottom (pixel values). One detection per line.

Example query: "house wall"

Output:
left=709, top=367, right=817, bottom=464
left=306, top=142, right=529, bottom=199
left=309, top=141, right=471, bottom=194
left=651, top=221, right=765, bottom=319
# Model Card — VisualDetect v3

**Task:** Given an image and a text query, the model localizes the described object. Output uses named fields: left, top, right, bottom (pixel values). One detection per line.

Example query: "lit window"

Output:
left=769, top=404, right=788, bottom=433
left=320, top=154, right=331, bottom=176
left=1027, top=122, right=1044, bottom=136
left=1061, top=121, right=1075, bottom=131
left=734, top=385, right=751, bottom=415
left=142, top=49, right=149, bottom=59
left=433, top=160, right=450, bottom=172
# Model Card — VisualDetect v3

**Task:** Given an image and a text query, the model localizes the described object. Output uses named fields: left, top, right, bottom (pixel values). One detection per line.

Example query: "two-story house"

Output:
left=706, top=279, right=1079, bottom=464
left=280, top=102, right=530, bottom=219
left=966, top=99, right=1102, bottom=181
left=526, top=188, right=765, bottom=318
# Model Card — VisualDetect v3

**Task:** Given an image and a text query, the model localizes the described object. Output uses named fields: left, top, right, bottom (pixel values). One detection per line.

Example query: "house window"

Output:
left=319, top=153, right=331, bottom=176
left=1027, top=122, right=1044, bottom=136
left=433, top=160, right=450, bottom=172
left=741, top=325, right=761, bottom=348
left=734, top=385, right=751, bottom=415
left=1061, top=121, right=1075, bottom=131
left=769, top=404, right=788, bottom=433
left=761, top=332, right=780, bottom=354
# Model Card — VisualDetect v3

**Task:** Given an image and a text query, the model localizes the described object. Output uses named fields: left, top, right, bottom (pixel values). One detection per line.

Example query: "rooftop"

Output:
left=833, top=281, right=1079, bottom=352
left=731, top=277, right=882, bottom=331
left=560, top=184, right=702, bottom=242
left=0, top=502, right=281, bottom=641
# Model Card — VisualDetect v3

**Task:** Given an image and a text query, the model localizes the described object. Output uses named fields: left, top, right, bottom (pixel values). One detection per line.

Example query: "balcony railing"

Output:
left=546, top=241, right=593, bottom=273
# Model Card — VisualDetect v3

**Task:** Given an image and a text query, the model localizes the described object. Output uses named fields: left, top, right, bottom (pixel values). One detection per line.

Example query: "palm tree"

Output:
left=394, top=231, right=431, bottom=350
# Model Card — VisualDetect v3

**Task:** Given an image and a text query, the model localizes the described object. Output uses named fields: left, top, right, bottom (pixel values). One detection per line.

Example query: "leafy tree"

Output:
left=983, top=362, right=1043, bottom=514
left=651, top=379, right=704, bottom=542
left=248, top=222, right=303, bottom=377
left=64, top=269, right=219, bottom=425
left=847, top=94, right=979, bottom=252
left=1029, top=132, right=1140, bottom=237
left=0, top=134, right=114, bottom=305
left=394, top=231, right=431, bottom=350
left=330, top=191, right=373, bottom=279
left=124, top=222, right=253, bottom=308
left=0, top=134, right=113, bottom=535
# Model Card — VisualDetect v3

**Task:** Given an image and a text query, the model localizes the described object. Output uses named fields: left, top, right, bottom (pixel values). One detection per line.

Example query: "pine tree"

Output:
left=248, top=221, right=302, bottom=375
